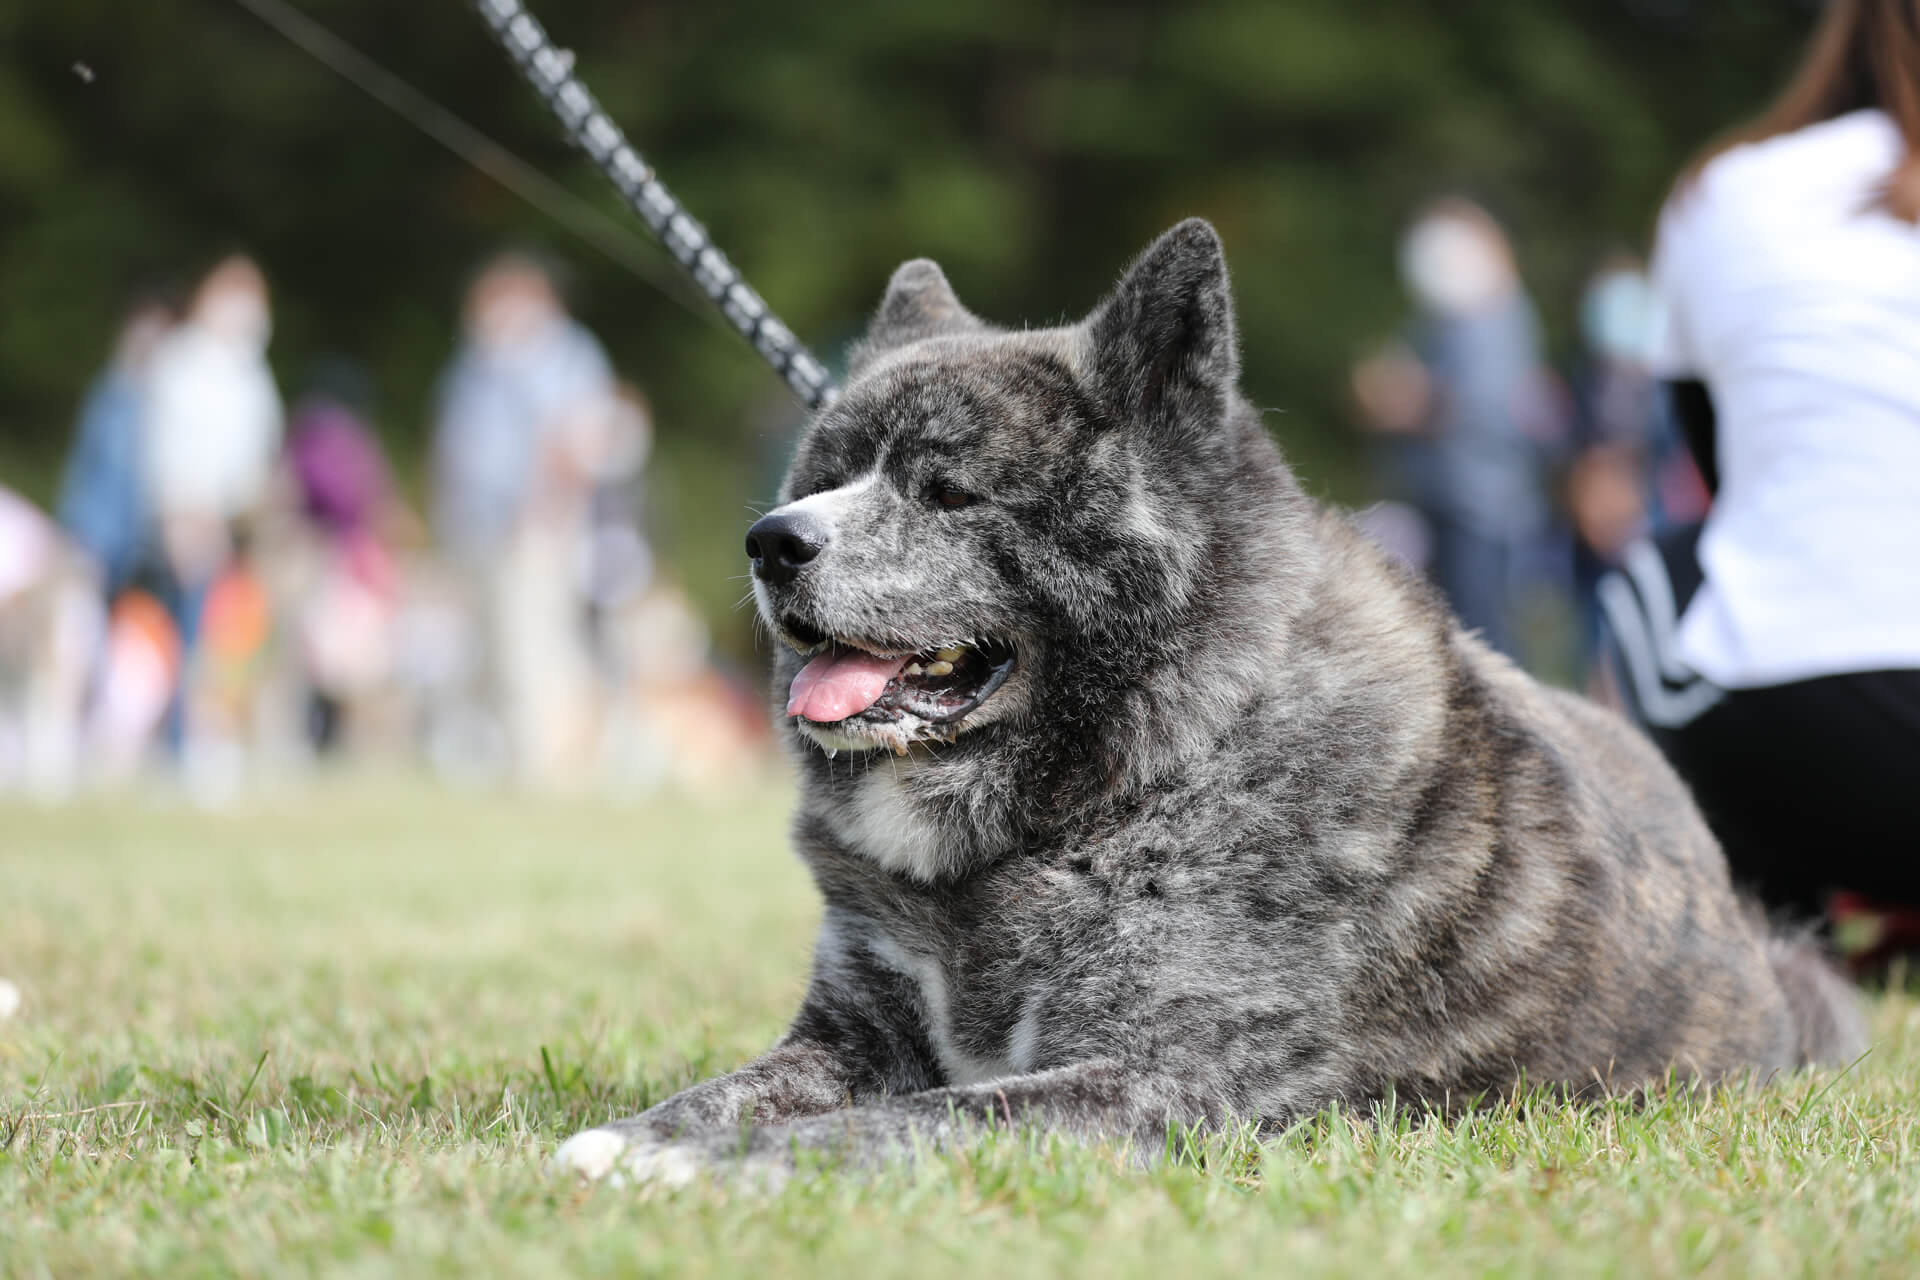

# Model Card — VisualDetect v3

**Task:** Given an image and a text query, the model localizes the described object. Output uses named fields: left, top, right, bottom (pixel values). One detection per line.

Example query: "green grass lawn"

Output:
left=3, top=778, right=1917, bottom=1277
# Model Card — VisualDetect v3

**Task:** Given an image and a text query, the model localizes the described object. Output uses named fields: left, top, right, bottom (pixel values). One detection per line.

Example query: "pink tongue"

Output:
left=787, top=649, right=911, bottom=722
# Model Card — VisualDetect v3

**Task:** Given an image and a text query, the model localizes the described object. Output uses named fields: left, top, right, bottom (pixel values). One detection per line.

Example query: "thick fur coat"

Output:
left=555, top=220, right=1864, bottom=1187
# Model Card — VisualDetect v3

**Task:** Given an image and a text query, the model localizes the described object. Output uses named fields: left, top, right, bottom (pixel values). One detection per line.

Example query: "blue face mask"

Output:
left=1581, top=271, right=1656, bottom=363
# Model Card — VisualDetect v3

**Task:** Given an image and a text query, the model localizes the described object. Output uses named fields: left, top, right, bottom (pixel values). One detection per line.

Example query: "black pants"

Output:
left=1652, top=668, right=1920, bottom=918
left=1601, top=527, right=1920, bottom=919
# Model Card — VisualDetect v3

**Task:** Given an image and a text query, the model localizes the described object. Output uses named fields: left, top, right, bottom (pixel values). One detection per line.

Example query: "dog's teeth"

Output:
left=935, top=646, right=966, bottom=663
left=924, top=660, right=954, bottom=677
left=903, top=663, right=924, bottom=676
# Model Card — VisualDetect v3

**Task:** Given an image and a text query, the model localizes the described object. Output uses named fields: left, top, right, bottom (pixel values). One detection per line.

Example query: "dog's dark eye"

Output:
left=930, top=484, right=976, bottom=509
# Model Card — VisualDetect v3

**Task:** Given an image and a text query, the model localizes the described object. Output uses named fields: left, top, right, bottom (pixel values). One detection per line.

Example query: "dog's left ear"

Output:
left=1086, top=219, right=1239, bottom=434
left=849, top=259, right=985, bottom=376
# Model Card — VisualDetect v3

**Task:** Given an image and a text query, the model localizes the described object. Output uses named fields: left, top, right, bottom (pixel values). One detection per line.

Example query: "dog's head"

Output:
left=751, top=220, right=1300, bottom=830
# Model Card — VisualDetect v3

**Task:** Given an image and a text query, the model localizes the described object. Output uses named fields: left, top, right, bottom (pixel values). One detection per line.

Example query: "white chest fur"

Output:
left=836, top=768, right=956, bottom=883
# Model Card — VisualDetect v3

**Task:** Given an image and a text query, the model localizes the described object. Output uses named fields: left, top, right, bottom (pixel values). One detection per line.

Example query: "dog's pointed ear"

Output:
left=1085, top=219, right=1239, bottom=432
left=849, top=259, right=983, bottom=375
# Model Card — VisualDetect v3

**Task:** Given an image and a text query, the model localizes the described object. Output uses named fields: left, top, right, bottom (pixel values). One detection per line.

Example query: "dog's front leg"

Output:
left=550, top=1036, right=866, bottom=1183
left=577, top=1058, right=1228, bottom=1187
left=555, top=918, right=940, bottom=1183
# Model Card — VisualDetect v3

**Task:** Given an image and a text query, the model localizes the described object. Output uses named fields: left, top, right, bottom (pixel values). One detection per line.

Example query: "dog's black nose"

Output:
left=745, top=511, right=827, bottom=585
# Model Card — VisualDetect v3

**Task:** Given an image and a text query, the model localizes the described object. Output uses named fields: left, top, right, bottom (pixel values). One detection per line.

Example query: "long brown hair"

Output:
left=1684, top=0, right=1920, bottom=221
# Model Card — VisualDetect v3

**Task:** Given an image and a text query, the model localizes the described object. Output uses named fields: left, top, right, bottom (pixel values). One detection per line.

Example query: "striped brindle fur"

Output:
left=556, top=220, right=1863, bottom=1187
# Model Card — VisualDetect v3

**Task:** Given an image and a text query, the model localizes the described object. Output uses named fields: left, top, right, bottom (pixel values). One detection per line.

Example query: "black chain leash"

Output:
left=473, top=0, right=840, bottom=411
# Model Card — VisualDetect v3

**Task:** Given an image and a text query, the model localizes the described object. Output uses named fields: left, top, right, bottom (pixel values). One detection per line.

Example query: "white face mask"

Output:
left=201, top=291, right=271, bottom=348
left=1399, top=217, right=1510, bottom=315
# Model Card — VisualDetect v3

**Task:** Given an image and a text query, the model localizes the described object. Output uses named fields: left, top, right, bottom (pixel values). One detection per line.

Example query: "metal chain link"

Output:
left=474, top=0, right=840, bottom=410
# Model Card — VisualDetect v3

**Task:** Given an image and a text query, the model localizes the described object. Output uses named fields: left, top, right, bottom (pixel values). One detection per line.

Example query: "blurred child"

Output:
left=285, top=394, right=401, bottom=754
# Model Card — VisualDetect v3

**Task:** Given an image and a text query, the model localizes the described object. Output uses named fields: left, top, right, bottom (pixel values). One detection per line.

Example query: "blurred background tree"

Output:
left=0, top=0, right=1812, bottom=659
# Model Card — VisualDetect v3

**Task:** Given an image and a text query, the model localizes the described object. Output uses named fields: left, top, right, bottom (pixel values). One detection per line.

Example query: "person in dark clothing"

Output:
left=56, top=295, right=174, bottom=598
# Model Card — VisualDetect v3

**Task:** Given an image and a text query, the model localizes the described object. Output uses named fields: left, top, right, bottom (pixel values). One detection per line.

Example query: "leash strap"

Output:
left=473, top=0, right=840, bottom=410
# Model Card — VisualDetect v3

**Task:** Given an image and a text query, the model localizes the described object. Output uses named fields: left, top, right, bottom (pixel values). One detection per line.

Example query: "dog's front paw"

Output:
left=552, top=1127, right=630, bottom=1181
left=552, top=1127, right=701, bottom=1189
left=555, top=1123, right=801, bottom=1191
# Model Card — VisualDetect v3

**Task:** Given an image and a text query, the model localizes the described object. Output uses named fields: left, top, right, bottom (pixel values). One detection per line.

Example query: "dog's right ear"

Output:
left=848, top=259, right=983, bottom=376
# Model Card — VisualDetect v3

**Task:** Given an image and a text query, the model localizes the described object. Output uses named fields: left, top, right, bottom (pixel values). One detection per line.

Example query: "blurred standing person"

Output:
left=1606, top=0, right=1920, bottom=933
left=1565, top=258, right=1708, bottom=677
left=145, top=257, right=282, bottom=618
left=141, top=255, right=284, bottom=783
left=56, top=291, right=174, bottom=600
left=1352, top=198, right=1564, bottom=660
left=285, top=389, right=402, bottom=755
left=430, top=253, right=621, bottom=783
left=581, top=381, right=655, bottom=672
left=0, top=487, right=102, bottom=796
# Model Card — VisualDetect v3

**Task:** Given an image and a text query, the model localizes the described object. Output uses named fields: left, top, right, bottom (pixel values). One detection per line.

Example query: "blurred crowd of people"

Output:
left=0, top=1, right=1910, bottom=969
left=1350, top=195, right=1707, bottom=687
left=0, top=251, right=766, bottom=801
left=1350, top=0, right=1920, bottom=955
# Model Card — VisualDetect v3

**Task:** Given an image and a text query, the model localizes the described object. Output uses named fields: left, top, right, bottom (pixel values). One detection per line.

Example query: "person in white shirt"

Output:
left=1602, top=0, right=1920, bottom=928
left=143, top=254, right=284, bottom=645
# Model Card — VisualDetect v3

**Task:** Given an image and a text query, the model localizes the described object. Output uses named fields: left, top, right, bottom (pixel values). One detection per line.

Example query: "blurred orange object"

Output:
left=92, top=589, right=182, bottom=775
left=110, top=589, right=182, bottom=685
left=201, top=567, right=272, bottom=666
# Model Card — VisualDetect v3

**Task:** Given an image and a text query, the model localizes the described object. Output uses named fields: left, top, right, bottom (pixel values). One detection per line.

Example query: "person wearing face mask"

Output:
left=140, top=256, right=284, bottom=718
left=1351, top=197, right=1565, bottom=661
left=1565, top=259, right=1710, bottom=683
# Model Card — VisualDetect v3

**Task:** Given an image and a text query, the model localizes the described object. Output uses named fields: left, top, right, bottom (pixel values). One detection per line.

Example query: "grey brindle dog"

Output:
left=556, top=220, right=1863, bottom=1186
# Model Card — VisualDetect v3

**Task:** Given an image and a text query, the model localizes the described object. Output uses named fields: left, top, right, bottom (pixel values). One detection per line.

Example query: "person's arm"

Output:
left=1665, top=378, right=1717, bottom=497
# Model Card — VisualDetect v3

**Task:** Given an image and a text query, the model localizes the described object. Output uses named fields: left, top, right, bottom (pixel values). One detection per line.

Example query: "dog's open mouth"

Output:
left=784, top=635, right=1016, bottom=731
